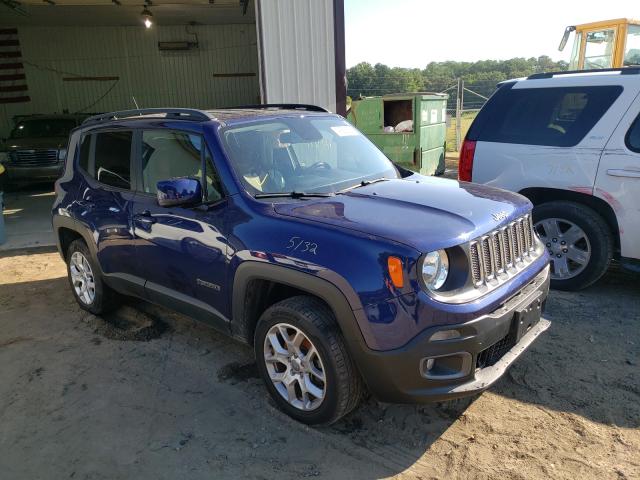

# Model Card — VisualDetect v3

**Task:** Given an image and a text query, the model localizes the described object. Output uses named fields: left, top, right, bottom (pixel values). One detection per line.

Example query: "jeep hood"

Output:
left=273, top=176, right=532, bottom=252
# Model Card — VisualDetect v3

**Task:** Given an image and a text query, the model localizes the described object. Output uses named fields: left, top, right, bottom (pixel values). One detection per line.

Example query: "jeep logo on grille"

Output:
left=492, top=211, right=509, bottom=222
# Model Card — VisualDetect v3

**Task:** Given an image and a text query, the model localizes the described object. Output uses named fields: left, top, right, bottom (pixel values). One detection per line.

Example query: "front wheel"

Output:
left=254, top=296, right=363, bottom=425
left=533, top=201, right=613, bottom=291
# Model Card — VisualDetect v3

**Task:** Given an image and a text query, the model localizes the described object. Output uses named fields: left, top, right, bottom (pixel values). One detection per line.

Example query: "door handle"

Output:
left=606, top=169, right=640, bottom=178
left=134, top=210, right=157, bottom=225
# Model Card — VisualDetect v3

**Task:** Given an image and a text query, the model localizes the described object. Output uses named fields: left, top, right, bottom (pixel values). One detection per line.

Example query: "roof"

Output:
left=204, top=108, right=332, bottom=123
left=574, top=18, right=640, bottom=30
left=82, top=105, right=332, bottom=127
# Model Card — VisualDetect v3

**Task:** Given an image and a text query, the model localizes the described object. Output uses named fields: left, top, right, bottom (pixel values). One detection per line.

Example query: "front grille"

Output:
left=469, top=214, right=537, bottom=286
left=8, top=149, right=58, bottom=167
left=476, top=332, right=516, bottom=369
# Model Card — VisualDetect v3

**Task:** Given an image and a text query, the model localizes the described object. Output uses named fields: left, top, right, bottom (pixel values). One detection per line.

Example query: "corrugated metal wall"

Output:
left=0, top=24, right=259, bottom=137
left=257, top=0, right=336, bottom=113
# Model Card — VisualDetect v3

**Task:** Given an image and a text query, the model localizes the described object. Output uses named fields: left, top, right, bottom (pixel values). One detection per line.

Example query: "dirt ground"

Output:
left=0, top=250, right=638, bottom=480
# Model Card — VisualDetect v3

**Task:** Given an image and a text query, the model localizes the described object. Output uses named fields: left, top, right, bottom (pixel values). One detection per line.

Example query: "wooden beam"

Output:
left=62, top=76, right=119, bottom=82
left=212, top=72, right=256, bottom=78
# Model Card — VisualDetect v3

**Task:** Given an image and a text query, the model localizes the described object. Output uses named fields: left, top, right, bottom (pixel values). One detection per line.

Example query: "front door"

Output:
left=596, top=101, right=640, bottom=262
left=131, top=129, right=229, bottom=330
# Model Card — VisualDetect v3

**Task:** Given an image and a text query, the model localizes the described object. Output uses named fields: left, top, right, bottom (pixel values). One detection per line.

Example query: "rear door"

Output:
left=74, top=129, right=142, bottom=295
left=131, top=128, right=230, bottom=330
left=471, top=78, right=632, bottom=195
left=596, top=94, right=640, bottom=260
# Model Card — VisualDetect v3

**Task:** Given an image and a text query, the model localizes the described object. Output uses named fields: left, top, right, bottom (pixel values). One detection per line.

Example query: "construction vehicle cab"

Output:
left=559, top=18, right=640, bottom=70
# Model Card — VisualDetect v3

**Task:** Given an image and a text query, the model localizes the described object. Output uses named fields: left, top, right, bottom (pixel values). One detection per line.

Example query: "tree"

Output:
left=347, top=57, right=569, bottom=100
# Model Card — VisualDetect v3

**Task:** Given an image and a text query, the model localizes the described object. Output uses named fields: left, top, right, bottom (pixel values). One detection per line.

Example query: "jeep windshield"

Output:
left=220, top=116, right=400, bottom=196
left=10, top=118, right=77, bottom=139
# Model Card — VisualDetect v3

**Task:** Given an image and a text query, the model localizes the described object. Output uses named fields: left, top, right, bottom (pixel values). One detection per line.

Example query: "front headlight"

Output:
left=58, top=149, right=67, bottom=160
left=421, top=250, right=449, bottom=291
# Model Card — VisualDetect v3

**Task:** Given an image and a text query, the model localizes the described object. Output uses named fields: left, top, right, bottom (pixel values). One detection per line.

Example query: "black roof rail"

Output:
left=227, top=103, right=330, bottom=113
left=83, top=108, right=213, bottom=125
left=527, top=67, right=640, bottom=79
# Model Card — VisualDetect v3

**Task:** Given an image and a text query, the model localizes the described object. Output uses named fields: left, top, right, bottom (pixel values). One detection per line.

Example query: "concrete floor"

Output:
left=0, top=185, right=56, bottom=251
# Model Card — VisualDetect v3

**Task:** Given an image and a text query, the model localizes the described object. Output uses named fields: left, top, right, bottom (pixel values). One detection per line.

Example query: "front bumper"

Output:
left=355, top=265, right=550, bottom=403
left=5, top=163, right=63, bottom=182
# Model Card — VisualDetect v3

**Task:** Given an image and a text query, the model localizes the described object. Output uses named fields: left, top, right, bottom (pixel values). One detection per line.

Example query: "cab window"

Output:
left=583, top=29, right=616, bottom=69
left=624, top=25, right=640, bottom=67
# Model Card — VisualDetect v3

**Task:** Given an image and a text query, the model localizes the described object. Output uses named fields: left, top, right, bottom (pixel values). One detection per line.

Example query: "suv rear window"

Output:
left=471, top=86, right=623, bottom=147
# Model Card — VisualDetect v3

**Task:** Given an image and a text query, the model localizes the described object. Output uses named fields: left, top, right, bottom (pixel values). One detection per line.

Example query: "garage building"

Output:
left=0, top=0, right=345, bottom=250
left=0, top=0, right=346, bottom=139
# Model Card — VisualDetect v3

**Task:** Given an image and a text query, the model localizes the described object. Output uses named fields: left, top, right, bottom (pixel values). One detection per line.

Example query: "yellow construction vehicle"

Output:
left=559, top=18, right=640, bottom=70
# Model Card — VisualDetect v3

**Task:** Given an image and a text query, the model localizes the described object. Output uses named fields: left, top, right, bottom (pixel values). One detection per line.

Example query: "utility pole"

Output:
left=455, top=77, right=464, bottom=151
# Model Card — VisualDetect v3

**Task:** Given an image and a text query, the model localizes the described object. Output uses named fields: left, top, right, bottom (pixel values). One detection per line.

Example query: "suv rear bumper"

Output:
left=354, top=265, right=550, bottom=403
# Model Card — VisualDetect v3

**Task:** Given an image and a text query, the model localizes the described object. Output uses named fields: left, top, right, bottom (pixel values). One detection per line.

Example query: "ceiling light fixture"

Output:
left=141, top=6, right=153, bottom=28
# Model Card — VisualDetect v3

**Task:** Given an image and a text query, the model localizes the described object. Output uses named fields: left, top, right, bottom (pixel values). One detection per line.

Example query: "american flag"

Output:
left=0, top=28, right=30, bottom=104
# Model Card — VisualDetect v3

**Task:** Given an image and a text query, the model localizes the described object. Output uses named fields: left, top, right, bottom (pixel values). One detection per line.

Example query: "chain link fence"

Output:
left=442, top=79, right=498, bottom=152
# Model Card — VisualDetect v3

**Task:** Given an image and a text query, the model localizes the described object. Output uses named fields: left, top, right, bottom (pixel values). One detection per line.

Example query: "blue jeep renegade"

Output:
left=52, top=106, right=551, bottom=425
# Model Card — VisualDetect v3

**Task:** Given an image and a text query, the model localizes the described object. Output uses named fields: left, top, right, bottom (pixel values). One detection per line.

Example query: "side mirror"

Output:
left=558, top=25, right=575, bottom=52
left=157, top=177, right=202, bottom=207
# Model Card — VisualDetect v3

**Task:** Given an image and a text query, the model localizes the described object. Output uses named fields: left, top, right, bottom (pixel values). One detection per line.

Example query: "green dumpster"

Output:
left=347, top=93, right=448, bottom=176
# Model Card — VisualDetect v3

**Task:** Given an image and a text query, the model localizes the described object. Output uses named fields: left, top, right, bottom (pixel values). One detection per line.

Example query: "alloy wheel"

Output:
left=535, top=218, right=591, bottom=280
left=263, top=323, right=326, bottom=411
left=69, top=251, right=96, bottom=305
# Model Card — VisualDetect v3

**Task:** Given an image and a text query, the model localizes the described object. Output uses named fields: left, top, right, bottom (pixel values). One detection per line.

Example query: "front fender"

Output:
left=230, top=260, right=376, bottom=358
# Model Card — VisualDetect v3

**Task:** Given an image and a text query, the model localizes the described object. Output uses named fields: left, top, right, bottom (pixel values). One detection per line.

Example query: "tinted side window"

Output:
left=626, top=115, right=640, bottom=153
left=141, top=130, right=224, bottom=202
left=141, top=130, right=203, bottom=194
left=78, top=134, right=91, bottom=172
left=94, top=131, right=132, bottom=189
left=476, top=86, right=623, bottom=147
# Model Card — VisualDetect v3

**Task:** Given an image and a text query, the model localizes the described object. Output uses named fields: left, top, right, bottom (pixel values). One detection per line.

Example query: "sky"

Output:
left=345, top=0, right=638, bottom=67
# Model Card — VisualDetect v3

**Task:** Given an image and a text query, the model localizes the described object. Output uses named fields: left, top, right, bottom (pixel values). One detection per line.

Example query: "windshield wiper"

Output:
left=338, top=177, right=389, bottom=194
left=254, top=191, right=334, bottom=199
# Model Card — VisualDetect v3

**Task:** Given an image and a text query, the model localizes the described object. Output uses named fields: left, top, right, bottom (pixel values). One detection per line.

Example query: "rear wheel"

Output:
left=66, top=239, right=119, bottom=314
left=254, top=296, right=363, bottom=425
left=533, top=201, right=613, bottom=291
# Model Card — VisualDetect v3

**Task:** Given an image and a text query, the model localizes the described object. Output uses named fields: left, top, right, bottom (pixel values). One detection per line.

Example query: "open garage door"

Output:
left=0, top=0, right=262, bottom=138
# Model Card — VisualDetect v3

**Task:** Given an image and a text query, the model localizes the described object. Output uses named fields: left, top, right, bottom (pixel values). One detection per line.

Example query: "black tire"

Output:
left=434, top=150, right=446, bottom=176
left=65, top=239, right=119, bottom=315
left=533, top=201, right=613, bottom=291
left=254, top=295, right=364, bottom=425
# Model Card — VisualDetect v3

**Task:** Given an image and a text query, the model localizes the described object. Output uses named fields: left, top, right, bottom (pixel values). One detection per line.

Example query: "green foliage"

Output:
left=347, top=56, right=569, bottom=101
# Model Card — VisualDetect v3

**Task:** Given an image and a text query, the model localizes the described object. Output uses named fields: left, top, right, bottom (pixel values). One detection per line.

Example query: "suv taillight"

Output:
left=458, top=139, right=476, bottom=182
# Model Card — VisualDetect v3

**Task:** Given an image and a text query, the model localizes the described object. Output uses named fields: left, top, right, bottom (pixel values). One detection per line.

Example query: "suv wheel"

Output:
left=254, top=296, right=363, bottom=425
left=533, top=201, right=613, bottom=291
left=66, top=239, right=118, bottom=314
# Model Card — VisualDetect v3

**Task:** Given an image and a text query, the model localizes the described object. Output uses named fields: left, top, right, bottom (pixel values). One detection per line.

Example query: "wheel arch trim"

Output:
left=519, top=187, right=620, bottom=254
left=231, top=261, right=371, bottom=356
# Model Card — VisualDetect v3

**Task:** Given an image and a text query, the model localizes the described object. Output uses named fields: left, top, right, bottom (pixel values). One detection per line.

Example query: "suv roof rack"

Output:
left=83, top=108, right=213, bottom=125
left=227, top=103, right=330, bottom=113
left=527, top=67, right=640, bottom=80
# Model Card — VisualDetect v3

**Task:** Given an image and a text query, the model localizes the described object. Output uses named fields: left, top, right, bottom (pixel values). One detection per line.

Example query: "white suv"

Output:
left=459, top=68, right=640, bottom=290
